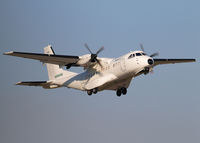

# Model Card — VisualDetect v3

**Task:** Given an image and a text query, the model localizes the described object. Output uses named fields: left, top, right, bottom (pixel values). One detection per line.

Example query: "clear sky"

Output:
left=0, top=0, right=199, bottom=143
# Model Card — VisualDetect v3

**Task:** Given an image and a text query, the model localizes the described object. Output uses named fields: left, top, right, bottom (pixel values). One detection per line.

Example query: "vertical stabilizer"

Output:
left=44, top=45, right=64, bottom=80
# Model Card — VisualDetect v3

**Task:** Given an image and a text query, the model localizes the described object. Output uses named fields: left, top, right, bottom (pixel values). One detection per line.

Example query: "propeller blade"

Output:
left=140, top=44, right=144, bottom=52
left=96, top=59, right=103, bottom=68
left=150, top=52, right=159, bottom=57
left=84, top=43, right=93, bottom=54
left=96, top=46, right=104, bottom=55
left=84, top=43, right=104, bottom=65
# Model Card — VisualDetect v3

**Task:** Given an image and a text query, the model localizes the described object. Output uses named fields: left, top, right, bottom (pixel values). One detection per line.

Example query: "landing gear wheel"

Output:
left=144, top=67, right=150, bottom=75
left=121, top=87, right=127, bottom=95
left=87, top=90, right=92, bottom=96
left=116, top=89, right=122, bottom=97
left=93, top=88, right=98, bottom=94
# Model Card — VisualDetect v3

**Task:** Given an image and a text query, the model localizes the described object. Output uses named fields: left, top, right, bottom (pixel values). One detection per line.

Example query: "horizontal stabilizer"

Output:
left=16, top=81, right=57, bottom=89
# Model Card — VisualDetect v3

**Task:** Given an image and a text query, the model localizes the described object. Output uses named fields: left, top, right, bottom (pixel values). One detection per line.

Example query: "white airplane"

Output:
left=4, top=44, right=195, bottom=96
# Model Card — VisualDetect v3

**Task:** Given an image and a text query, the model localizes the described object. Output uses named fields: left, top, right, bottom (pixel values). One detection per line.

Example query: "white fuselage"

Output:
left=52, top=51, right=153, bottom=91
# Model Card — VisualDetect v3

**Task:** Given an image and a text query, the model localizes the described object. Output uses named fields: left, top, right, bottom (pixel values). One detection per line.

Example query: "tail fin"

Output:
left=44, top=45, right=66, bottom=80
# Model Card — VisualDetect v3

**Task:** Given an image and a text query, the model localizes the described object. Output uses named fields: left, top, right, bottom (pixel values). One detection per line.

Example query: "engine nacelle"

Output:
left=76, top=54, right=91, bottom=66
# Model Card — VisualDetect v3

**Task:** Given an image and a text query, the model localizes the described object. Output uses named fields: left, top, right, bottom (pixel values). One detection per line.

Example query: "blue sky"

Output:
left=0, top=0, right=199, bottom=143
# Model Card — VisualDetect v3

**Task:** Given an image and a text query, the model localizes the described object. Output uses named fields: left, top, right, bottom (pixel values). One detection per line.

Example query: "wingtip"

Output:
left=4, top=51, right=14, bottom=55
left=16, top=82, right=22, bottom=85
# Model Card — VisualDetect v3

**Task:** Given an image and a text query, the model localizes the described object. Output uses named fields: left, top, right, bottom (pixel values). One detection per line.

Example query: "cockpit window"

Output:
left=136, top=53, right=142, bottom=56
left=128, top=54, right=135, bottom=59
left=128, top=54, right=133, bottom=59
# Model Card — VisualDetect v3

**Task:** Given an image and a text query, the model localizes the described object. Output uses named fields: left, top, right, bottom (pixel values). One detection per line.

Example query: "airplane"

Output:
left=4, top=44, right=196, bottom=96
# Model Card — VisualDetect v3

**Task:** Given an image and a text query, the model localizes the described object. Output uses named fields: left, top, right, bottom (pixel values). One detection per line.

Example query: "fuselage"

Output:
left=53, top=50, right=153, bottom=91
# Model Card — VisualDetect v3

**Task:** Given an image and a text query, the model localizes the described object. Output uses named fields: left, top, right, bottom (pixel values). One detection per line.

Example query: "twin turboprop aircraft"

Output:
left=4, top=44, right=195, bottom=96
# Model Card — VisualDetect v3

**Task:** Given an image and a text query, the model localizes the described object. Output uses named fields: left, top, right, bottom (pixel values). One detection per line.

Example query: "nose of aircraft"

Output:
left=148, top=58, right=154, bottom=65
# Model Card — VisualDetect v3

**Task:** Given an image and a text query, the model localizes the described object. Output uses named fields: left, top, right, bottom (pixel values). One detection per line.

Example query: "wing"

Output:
left=4, top=51, right=79, bottom=67
left=16, top=81, right=58, bottom=89
left=84, top=74, right=118, bottom=90
left=154, top=58, right=195, bottom=66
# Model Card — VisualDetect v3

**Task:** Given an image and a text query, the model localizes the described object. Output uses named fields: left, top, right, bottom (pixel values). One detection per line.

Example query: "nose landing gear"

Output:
left=116, top=87, right=127, bottom=97
left=144, top=67, right=150, bottom=75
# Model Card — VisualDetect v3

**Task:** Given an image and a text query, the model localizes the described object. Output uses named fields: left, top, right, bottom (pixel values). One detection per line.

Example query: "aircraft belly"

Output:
left=66, top=81, right=85, bottom=90
left=98, top=76, right=133, bottom=91
left=62, top=74, right=86, bottom=91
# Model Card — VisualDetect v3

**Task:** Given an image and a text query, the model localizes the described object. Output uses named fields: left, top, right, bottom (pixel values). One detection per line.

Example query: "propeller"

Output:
left=140, top=43, right=145, bottom=52
left=150, top=52, right=159, bottom=57
left=84, top=43, right=104, bottom=67
left=139, top=44, right=159, bottom=75
left=139, top=44, right=159, bottom=58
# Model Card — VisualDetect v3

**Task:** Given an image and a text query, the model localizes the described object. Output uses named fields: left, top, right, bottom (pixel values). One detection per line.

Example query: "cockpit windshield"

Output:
left=136, top=53, right=142, bottom=56
left=128, top=52, right=147, bottom=59
left=128, top=54, right=135, bottom=59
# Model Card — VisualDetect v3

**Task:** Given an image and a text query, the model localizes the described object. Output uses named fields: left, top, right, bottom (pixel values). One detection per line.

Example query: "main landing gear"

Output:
left=116, top=87, right=127, bottom=97
left=87, top=88, right=98, bottom=96
left=87, top=88, right=127, bottom=97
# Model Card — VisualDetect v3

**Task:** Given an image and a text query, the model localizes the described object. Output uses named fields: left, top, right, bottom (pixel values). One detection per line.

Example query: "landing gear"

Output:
left=116, top=89, right=122, bottom=97
left=116, top=87, right=127, bottom=97
left=144, top=67, right=150, bottom=75
left=87, top=88, right=98, bottom=96
left=121, top=87, right=127, bottom=95
left=87, top=90, right=92, bottom=96
left=93, top=88, right=98, bottom=94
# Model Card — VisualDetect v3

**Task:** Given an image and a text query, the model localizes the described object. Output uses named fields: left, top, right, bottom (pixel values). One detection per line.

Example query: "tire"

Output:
left=87, top=90, right=92, bottom=96
left=121, top=87, right=127, bottom=95
left=93, top=88, right=98, bottom=94
left=116, top=89, right=122, bottom=97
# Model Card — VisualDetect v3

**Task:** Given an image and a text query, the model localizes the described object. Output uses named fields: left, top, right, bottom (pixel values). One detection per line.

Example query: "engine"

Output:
left=76, top=54, right=92, bottom=66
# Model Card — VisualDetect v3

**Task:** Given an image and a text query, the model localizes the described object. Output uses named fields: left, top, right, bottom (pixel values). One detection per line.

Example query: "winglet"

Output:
left=4, top=51, right=14, bottom=55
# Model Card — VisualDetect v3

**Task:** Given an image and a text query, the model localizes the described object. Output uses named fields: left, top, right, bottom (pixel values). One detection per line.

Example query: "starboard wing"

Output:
left=154, top=58, right=195, bottom=66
